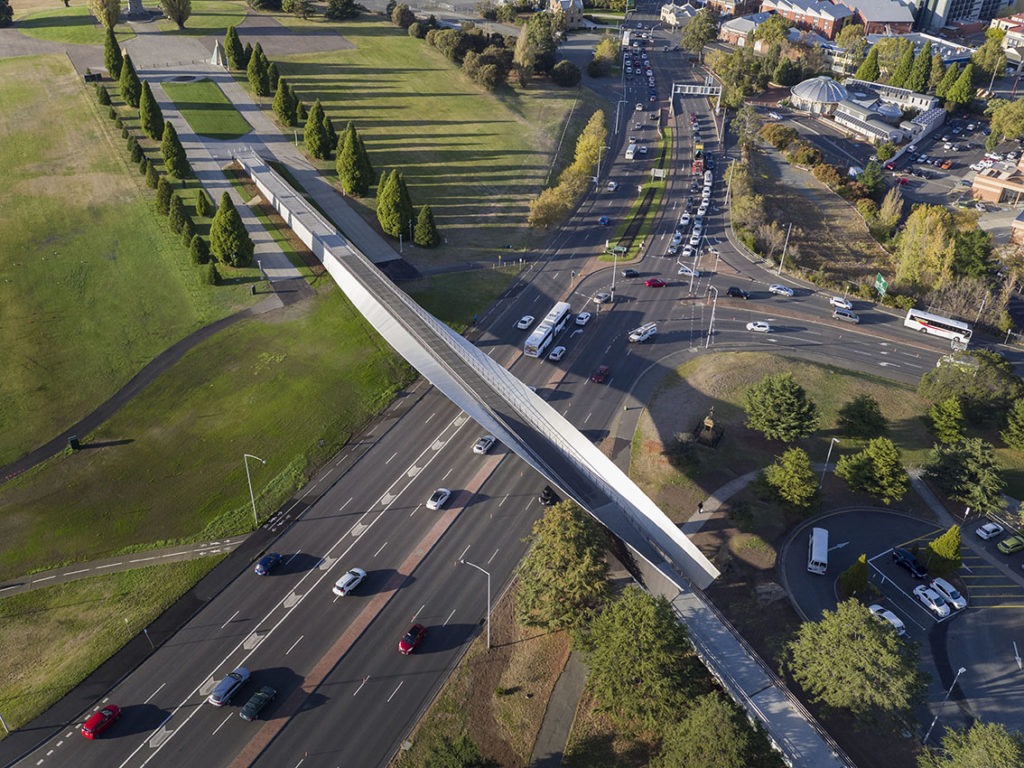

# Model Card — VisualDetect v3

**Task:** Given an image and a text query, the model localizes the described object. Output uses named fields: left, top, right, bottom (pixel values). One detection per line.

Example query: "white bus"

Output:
left=904, top=308, right=972, bottom=344
left=807, top=527, right=828, bottom=575
left=524, top=302, right=572, bottom=358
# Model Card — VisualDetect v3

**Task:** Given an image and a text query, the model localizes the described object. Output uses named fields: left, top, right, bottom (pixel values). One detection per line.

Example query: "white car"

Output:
left=769, top=284, right=794, bottom=296
left=678, top=264, right=700, bottom=277
left=829, top=296, right=853, bottom=310
left=606, top=180, right=618, bottom=191
left=697, top=204, right=708, bottom=217
left=746, top=321, right=771, bottom=333
left=548, top=345, right=566, bottom=361
left=689, top=233, right=700, bottom=247
left=913, top=585, right=950, bottom=618
left=516, top=315, right=534, bottom=330
left=680, top=245, right=694, bottom=259
left=332, top=567, right=367, bottom=596
left=671, top=232, right=684, bottom=246
left=976, top=521, right=1004, bottom=540
left=425, top=488, right=452, bottom=510
left=869, top=604, right=906, bottom=636
left=472, top=435, right=496, bottom=455
left=575, top=312, right=592, bottom=326
left=593, top=292, right=611, bottom=304
left=639, top=145, right=648, bottom=155
left=679, top=213, right=691, bottom=228
left=929, top=577, right=967, bottom=610
left=768, top=111, right=782, bottom=120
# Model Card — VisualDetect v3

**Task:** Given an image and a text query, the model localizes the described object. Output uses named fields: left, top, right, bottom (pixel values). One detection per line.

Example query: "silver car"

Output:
left=208, top=667, right=250, bottom=707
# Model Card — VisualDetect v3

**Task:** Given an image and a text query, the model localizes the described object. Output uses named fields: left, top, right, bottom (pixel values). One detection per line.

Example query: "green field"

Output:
left=156, top=0, right=247, bottom=36
left=15, top=6, right=134, bottom=46
left=0, top=557, right=221, bottom=732
left=163, top=79, right=253, bottom=140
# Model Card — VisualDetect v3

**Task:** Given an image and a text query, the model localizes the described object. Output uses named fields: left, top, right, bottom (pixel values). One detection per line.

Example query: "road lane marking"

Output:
left=385, top=452, right=398, bottom=464
left=487, top=549, right=499, bottom=564
left=458, top=544, right=471, bottom=561
left=412, top=605, right=425, bottom=622
left=444, top=608, right=457, bottom=625
left=373, top=541, right=388, bottom=558
left=285, top=636, right=303, bottom=656
left=211, top=713, right=233, bottom=735
left=63, top=570, right=87, bottom=576
left=387, top=681, right=404, bottom=702
left=144, top=683, right=165, bottom=704
left=220, top=611, right=239, bottom=630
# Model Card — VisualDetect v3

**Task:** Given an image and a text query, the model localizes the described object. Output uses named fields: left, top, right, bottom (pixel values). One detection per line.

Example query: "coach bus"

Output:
left=524, top=301, right=572, bottom=358
left=904, top=308, right=972, bottom=345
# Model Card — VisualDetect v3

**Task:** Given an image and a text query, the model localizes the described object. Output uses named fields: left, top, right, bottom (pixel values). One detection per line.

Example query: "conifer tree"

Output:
left=247, top=42, right=270, bottom=97
left=304, top=98, right=331, bottom=160
left=944, top=62, right=975, bottom=109
left=0, top=0, right=12, bottom=27
left=296, top=99, right=307, bottom=123
left=336, top=125, right=363, bottom=195
left=266, top=62, right=279, bottom=92
left=321, top=110, right=337, bottom=159
left=139, top=81, right=165, bottom=140
left=356, top=131, right=374, bottom=184
left=97, top=83, right=112, bottom=105
left=928, top=52, right=946, bottom=92
left=376, top=169, right=402, bottom=237
left=167, top=193, right=187, bottom=233
left=190, top=234, right=211, bottom=265
left=936, top=62, right=959, bottom=99
left=104, top=27, right=123, bottom=80
left=195, top=188, right=213, bottom=218
left=225, top=25, right=245, bottom=70
left=854, top=46, right=879, bottom=82
left=272, top=78, right=295, bottom=126
left=203, top=262, right=220, bottom=285
left=119, top=53, right=142, bottom=108
left=161, top=121, right=192, bottom=179
left=413, top=204, right=439, bottom=247
left=129, top=138, right=143, bottom=164
left=145, top=160, right=159, bottom=189
left=396, top=171, right=414, bottom=236
left=156, top=176, right=172, bottom=216
left=242, top=41, right=253, bottom=68
left=138, top=155, right=149, bottom=177
left=905, top=41, right=932, bottom=93
left=180, top=215, right=196, bottom=246
left=209, top=192, right=254, bottom=267
left=888, top=45, right=914, bottom=88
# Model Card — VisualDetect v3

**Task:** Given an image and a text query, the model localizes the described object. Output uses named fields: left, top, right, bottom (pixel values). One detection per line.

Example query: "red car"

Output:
left=896, top=177, right=910, bottom=186
left=591, top=365, right=610, bottom=384
left=398, top=624, right=427, bottom=655
left=81, top=704, right=120, bottom=740
left=644, top=278, right=666, bottom=287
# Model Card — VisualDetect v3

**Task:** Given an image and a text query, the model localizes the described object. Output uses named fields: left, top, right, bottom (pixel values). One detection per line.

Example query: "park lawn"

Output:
left=15, top=5, right=134, bottom=45
left=156, top=0, right=247, bottom=36
left=0, top=557, right=221, bottom=732
left=404, top=266, right=525, bottom=333
left=0, top=286, right=413, bottom=581
left=272, top=16, right=603, bottom=266
left=163, top=79, right=253, bottom=140
left=0, top=55, right=249, bottom=466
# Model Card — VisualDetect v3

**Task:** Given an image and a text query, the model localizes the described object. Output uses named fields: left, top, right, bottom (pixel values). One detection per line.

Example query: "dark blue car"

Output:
left=254, top=552, right=282, bottom=576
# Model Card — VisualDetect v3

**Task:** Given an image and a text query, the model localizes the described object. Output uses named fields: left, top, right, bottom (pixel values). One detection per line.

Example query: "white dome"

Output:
left=791, top=76, right=848, bottom=105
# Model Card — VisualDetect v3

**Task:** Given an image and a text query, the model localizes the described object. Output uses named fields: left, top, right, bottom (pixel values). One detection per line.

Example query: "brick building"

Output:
left=759, top=0, right=854, bottom=40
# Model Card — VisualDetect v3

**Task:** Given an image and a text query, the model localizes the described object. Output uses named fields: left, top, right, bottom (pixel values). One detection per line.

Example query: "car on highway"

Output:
left=333, top=567, right=367, bottom=596
left=671, top=232, right=684, bottom=246
left=621, top=268, right=639, bottom=278
left=930, top=577, right=967, bottom=610
left=398, top=623, right=427, bottom=655
left=976, top=521, right=1004, bottom=539
left=239, top=686, right=277, bottom=722
left=726, top=286, right=749, bottom=300
left=913, top=585, right=950, bottom=618
left=591, top=365, right=610, bottom=384
left=998, top=534, right=1024, bottom=554
left=575, top=312, right=592, bottom=326
left=638, top=145, right=648, bottom=154
left=680, top=245, right=694, bottom=260
left=667, top=244, right=679, bottom=256
left=769, top=111, right=782, bottom=120
left=678, top=264, right=700, bottom=277
left=598, top=216, right=610, bottom=225
left=892, top=547, right=927, bottom=578
left=516, top=315, right=534, bottom=330
left=644, top=278, right=666, bottom=288
left=606, top=180, right=618, bottom=191
left=593, top=292, right=611, bottom=304
left=689, top=233, right=700, bottom=247
left=829, top=296, right=853, bottom=310
left=769, top=284, right=794, bottom=297
left=868, top=605, right=906, bottom=636
left=426, top=488, right=452, bottom=510
left=539, top=485, right=559, bottom=506
left=635, top=102, right=643, bottom=111
left=208, top=667, right=250, bottom=707
left=473, top=435, right=497, bottom=454
left=548, top=345, right=566, bottom=362
left=254, top=552, right=282, bottom=576
left=679, top=213, right=691, bottom=228
left=746, top=321, right=771, bottom=333
left=81, top=705, right=121, bottom=739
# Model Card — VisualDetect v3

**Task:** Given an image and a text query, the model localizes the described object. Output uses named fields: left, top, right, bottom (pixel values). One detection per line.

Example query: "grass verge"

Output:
left=155, top=0, right=247, bottom=36
left=14, top=5, right=134, bottom=45
left=162, top=79, right=253, bottom=140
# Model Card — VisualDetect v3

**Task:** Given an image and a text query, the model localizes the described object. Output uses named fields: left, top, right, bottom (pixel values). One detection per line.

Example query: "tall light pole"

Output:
left=244, top=453, right=267, bottom=530
left=705, top=285, right=718, bottom=349
left=460, top=559, right=491, bottom=651
left=923, top=666, right=966, bottom=744
left=776, top=222, right=793, bottom=276
left=819, top=438, right=840, bottom=489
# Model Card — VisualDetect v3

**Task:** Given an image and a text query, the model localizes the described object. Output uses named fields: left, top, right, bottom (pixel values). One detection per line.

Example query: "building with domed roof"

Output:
left=789, top=76, right=848, bottom=115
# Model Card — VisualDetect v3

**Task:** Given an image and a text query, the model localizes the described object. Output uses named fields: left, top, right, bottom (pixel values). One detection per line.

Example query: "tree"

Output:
left=304, top=99, right=331, bottom=160
left=180, top=215, right=195, bottom=246
left=145, top=160, right=159, bottom=189
left=1002, top=398, right=1024, bottom=450
left=762, top=448, right=817, bottom=508
left=988, top=99, right=1024, bottom=151
left=877, top=186, right=904, bottom=233
left=202, top=262, right=220, bottom=285
left=195, top=188, right=213, bottom=218
left=873, top=36, right=912, bottom=78
left=336, top=123, right=367, bottom=196
left=161, top=0, right=191, bottom=28
left=835, top=23, right=866, bottom=69
left=0, top=0, right=11, bottom=27
left=928, top=52, right=946, bottom=92
left=753, top=13, right=791, bottom=47
left=581, top=587, right=700, bottom=731
left=139, top=81, right=164, bottom=140
left=224, top=26, right=245, bottom=70
left=732, top=105, right=762, bottom=153
left=161, top=121, right=192, bottom=179
left=859, top=160, right=885, bottom=201
left=838, top=553, right=869, bottom=597
left=928, top=397, right=965, bottom=443
left=515, top=501, right=611, bottom=631
left=837, top=393, right=888, bottom=438
left=391, top=2, right=415, bottom=27
left=321, top=109, right=337, bottom=158
left=936, top=62, right=959, bottom=99
left=744, top=373, right=819, bottom=442
left=550, top=60, right=580, bottom=87
left=784, top=599, right=927, bottom=719
left=772, top=58, right=801, bottom=87
left=266, top=62, right=279, bottom=93
left=918, top=721, right=1024, bottom=768
left=681, top=8, right=717, bottom=61
left=167, top=193, right=187, bottom=233
left=892, top=204, right=956, bottom=288
left=972, top=28, right=1008, bottom=90
left=376, top=169, right=403, bottom=237
left=413, top=204, right=440, bottom=247
left=854, top=46, right=880, bottom=82
left=875, top=140, right=896, bottom=162
left=918, top=350, right=1023, bottom=423
left=513, top=23, right=536, bottom=87
left=326, top=0, right=360, bottom=19
left=423, top=733, right=497, bottom=768
left=190, top=234, right=211, bottom=265
left=242, top=41, right=253, bottom=68
left=88, top=0, right=120, bottom=28
left=247, top=42, right=270, bottom=97
left=835, top=437, right=908, bottom=504
left=104, top=27, right=123, bottom=80
left=155, top=176, right=172, bottom=216
left=119, top=54, right=142, bottom=109
left=926, top=524, right=962, bottom=576
left=927, top=439, right=1006, bottom=515
left=905, top=41, right=932, bottom=93
left=944, top=63, right=975, bottom=110
left=272, top=77, right=297, bottom=126
left=209, top=192, right=254, bottom=267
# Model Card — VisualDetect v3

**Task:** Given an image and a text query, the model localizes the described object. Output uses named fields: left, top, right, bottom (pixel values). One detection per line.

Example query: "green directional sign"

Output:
left=875, top=272, right=888, bottom=297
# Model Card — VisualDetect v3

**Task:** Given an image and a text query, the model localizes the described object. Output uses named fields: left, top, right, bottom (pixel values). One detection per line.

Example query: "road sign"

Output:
left=874, top=272, right=888, bottom=297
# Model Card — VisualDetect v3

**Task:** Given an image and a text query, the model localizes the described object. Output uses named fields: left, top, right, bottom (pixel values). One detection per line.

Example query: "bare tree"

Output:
left=757, top=221, right=787, bottom=261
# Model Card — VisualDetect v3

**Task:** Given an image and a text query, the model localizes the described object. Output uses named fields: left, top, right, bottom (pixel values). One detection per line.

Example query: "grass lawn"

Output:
left=15, top=5, right=134, bottom=45
left=156, top=0, right=247, bottom=36
left=0, top=556, right=221, bottom=732
left=0, top=55, right=248, bottom=466
left=403, top=267, right=526, bottom=333
left=163, top=79, right=253, bottom=140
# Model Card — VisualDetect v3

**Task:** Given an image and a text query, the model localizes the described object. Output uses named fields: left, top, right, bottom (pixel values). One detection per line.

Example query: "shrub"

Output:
left=190, top=234, right=211, bottom=265
left=96, top=84, right=111, bottom=105
left=108, top=106, right=117, bottom=120
left=202, top=262, right=220, bottom=285
left=551, top=60, right=581, bottom=87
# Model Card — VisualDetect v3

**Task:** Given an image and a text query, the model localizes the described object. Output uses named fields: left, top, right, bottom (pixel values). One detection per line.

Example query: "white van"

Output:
left=703, top=170, right=713, bottom=186
left=625, top=143, right=638, bottom=160
left=628, top=322, right=657, bottom=343
left=807, top=527, right=828, bottom=574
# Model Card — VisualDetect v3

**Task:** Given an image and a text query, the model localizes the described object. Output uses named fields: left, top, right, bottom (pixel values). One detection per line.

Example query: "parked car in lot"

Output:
left=516, top=315, right=534, bottom=330
left=892, top=547, right=927, bottom=578
left=426, top=488, right=452, bottom=510
left=254, top=553, right=282, bottom=576
left=208, top=667, right=250, bottom=707
left=548, top=345, right=566, bottom=361
left=398, top=624, right=427, bottom=655
left=81, top=705, right=121, bottom=739
left=746, top=321, right=771, bottom=333
left=769, top=284, right=794, bottom=296
left=332, top=567, right=367, bottom=596
left=869, top=604, right=906, bottom=636
left=473, top=435, right=497, bottom=454
left=976, top=521, right=1004, bottom=540
left=930, top=577, right=967, bottom=610
left=914, top=585, right=951, bottom=618
left=998, top=534, right=1024, bottom=554
left=239, top=686, right=277, bottom=722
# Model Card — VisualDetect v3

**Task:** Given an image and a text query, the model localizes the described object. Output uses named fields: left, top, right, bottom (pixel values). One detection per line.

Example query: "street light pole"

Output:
left=244, top=453, right=267, bottom=530
left=459, top=559, right=491, bottom=651
left=777, top=222, right=793, bottom=276
left=705, top=285, right=718, bottom=349
left=819, top=438, right=840, bottom=489
left=923, top=666, right=966, bottom=744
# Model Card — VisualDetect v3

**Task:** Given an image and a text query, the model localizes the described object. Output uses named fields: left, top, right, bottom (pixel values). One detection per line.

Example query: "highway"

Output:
left=8, top=13, right=971, bottom=768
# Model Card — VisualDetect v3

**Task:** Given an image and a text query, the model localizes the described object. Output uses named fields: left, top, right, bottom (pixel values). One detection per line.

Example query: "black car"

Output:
left=726, top=286, right=749, bottom=300
left=621, top=268, right=639, bottom=278
left=892, top=547, right=927, bottom=578
left=239, top=686, right=277, bottom=722
left=539, top=485, right=559, bottom=506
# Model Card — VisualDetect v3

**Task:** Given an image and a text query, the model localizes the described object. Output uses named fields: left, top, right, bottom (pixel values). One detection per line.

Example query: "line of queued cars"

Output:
left=623, top=40, right=657, bottom=103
